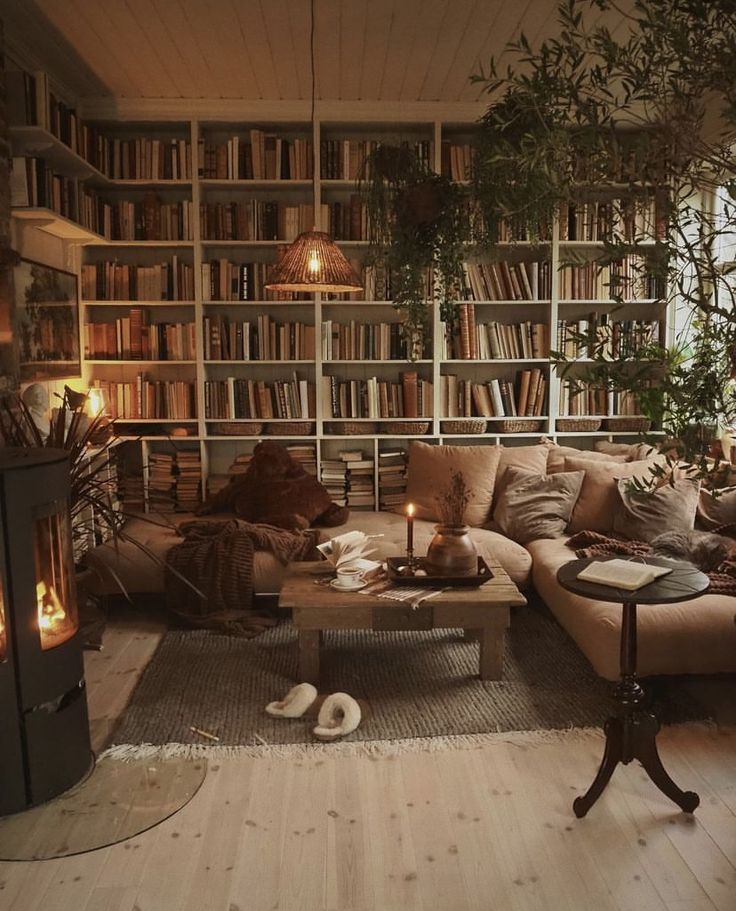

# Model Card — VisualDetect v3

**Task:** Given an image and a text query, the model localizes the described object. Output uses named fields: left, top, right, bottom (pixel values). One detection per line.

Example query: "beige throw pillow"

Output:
left=493, top=466, right=585, bottom=544
left=495, top=444, right=550, bottom=491
left=697, top=487, right=736, bottom=530
left=612, top=478, right=700, bottom=541
left=405, top=441, right=501, bottom=527
left=546, top=444, right=628, bottom=474
left=594, top=440, right=658, bottom=461
left=564, top=456, right=662, bottom=534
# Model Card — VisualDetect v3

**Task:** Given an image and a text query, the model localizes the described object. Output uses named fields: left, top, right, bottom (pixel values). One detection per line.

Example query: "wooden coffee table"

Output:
left=278, top=560, right=526, bottom=684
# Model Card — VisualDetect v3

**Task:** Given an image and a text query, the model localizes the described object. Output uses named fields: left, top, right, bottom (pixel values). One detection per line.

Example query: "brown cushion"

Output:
left=546, top=444, right=628, bottom=474
left=594, top=440, right=658, bottom=460
left=405, top=441, right=501, bottom=527
left=697, top=487, right=736, bottom=530
left=493, top=466, right=585, bottom=544
left=564, top=456, right=662, bottom=534
left=612, top=478, right=700, bottom=541
left=496, top=444, right=550, bottom=486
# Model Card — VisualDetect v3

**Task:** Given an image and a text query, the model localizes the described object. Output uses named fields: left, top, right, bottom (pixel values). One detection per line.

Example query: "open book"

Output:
left=316, top=530, right=381, bottom=574
left=577, top=559, right=673, bottom=592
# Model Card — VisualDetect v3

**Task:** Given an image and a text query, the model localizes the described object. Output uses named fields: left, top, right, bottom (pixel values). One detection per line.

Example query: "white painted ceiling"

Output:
left=0, top=0, right=631, bottom=107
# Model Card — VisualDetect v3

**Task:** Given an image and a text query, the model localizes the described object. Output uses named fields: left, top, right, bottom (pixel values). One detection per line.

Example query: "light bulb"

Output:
left=307, top=250, right=321, bottom=275
left=87, top=387, right=105, bottom=417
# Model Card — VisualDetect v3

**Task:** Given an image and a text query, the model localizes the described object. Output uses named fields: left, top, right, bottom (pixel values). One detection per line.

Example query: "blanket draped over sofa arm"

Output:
left=165, top=519, right=319, bottom=635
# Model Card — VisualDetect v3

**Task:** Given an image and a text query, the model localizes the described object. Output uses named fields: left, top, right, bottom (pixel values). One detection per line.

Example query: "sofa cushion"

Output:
left=612, top=478, right=700, bottom=541
left=496, top=444, right=550, bottom=485
left=564, top=456, right=661, bottom=534
left=697, top=486, right=736, bottom=530
left=546, top=444, right=627, bottom=474
left=594, top=440, right=658, bottom=460
left=493, top=466, right=584, bottom=544
left=528, top=536, right=736, bottom=679
left=405, top=441, right=501, bottom=527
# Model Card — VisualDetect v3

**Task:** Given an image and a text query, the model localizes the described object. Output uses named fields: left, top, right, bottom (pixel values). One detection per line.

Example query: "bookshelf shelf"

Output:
left=200, top=179, right=312, bottom=190
left=12, top=207, right=103, bottom=242
left=85, top=359, right=197, bottom=365
left=86, top=239, right=195, bottom=247
left=10, top=125, right=106, bottom=180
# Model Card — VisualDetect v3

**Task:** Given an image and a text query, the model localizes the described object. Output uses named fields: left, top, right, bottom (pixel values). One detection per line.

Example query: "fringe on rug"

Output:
left=100, top=726, right=608, bottom=762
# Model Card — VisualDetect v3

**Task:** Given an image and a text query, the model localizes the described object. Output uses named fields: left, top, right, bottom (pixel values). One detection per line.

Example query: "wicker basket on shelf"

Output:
left=382, top=420, right=431, bottom=435
left=605, top=417, right=652, bottom=433
left=266, top=421, right=315, bottom=436
left=212, top=421, right=263, bottom=436
left=496, top=419, right=544, bottom=434
left=440, top=419, right=487, bottom=434
left=556, top=417, right=602, bottom=432
left=327, top=421, right=378, bottom=435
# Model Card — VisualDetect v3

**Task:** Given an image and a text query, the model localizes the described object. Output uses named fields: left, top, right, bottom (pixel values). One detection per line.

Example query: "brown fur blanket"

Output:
left=567, top=528, right=736, bottom=595
left=165, top=518, right=319, bottom=635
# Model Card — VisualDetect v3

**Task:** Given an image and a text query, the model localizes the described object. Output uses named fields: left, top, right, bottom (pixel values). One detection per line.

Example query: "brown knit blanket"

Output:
left=567, top=529, right=736, bottom=595
left=165, top=518, right=319, bottom=636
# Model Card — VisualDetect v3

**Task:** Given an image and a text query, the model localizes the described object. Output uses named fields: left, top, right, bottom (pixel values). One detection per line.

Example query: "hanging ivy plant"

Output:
left=359, top=144, right=472, bottom=357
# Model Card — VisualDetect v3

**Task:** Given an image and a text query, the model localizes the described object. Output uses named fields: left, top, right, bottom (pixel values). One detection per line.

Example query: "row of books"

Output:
left=557, top=257, right=662, bottom=300
left=81, top=258, right=195, bottom=301
left=204, top=376, right=314, bottom=420
left=344, top=451, right=376, bottom=509
left=445, top=305, right=550, bottom=360
left=556, top=317, right=660, bottom=359
left=441, top=142, right=475, bottom=182
left=323, top=197, right=369, bottom=241
left=319, top=139, right=431, bottom=180
left=440, top=369, right=547, bottom=418
left=321, top=320, right=417, bottom=361
left=559, top=380, right=645, bottom=416
left=566, top=143, right=670, bottom=185
left=462, top=260, right=552, bottom=301
left=558, top=196, right=665, bottom=242
left=91, top=378, right=196, bottom=420
left=81, top=195, right=193, bottom=241
left=84, top=317, right=196, bottom=360
left=11, top=157, right=77, bottom=216
left=378, top=449, right=407, bottom=511
left=198, top=132, right=313, bottom=180
left=202, top=315, right=316, bottom=361
left=201, top=258, right=303, bottom=302
left=323, top=373, right=433, bottom=420
left=199, top=201, right=313, bottom=242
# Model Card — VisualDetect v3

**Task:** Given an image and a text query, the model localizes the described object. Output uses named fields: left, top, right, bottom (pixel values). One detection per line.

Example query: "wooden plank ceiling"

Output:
left=0, top=0, right=584, bottom=103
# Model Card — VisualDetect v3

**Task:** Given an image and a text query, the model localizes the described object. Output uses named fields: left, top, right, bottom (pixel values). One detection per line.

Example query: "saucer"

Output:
left=330, top=578, right=367, bottom=592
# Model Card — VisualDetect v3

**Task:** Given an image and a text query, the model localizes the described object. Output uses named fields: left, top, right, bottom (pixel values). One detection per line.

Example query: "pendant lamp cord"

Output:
left=310, top=0, right=316, bottom=127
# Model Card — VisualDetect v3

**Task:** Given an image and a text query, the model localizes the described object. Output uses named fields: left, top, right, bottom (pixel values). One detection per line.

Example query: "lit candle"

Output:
left=406, top=502, right=414, bottom=555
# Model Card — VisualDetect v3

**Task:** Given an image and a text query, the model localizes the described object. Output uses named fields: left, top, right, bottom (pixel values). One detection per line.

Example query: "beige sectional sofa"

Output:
left=90, top=441, right=736, bottom=682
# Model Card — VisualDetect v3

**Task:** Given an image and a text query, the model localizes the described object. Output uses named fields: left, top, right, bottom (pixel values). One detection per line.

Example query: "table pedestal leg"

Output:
left=573, top=601, right=699, bottom=818
left=478, top=626, right=503, bottom=680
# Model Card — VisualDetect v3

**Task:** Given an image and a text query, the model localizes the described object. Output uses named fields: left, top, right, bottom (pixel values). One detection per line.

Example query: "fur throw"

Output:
left=650, top=530, right=732, bottom=572
left=199, top=441, right=349, bottom=530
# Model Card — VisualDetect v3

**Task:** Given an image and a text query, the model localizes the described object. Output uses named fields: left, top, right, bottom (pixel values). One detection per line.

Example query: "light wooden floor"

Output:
left=1, top=609, right=735, bottom=911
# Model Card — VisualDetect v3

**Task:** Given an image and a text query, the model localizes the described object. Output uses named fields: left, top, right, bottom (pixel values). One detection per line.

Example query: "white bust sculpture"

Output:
left=21, top=383, right=50, bottom=441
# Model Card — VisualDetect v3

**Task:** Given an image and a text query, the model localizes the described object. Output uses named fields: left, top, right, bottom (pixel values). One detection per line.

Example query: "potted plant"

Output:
left=471, top=0, right=736, bottom=481
left=359, top=144, right=473, bottom=356
left=425, top=471, right=478, bottom=576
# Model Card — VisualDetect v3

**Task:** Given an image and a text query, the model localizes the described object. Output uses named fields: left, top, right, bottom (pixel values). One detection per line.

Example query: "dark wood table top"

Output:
left=557, top=556, right=710, bottom=605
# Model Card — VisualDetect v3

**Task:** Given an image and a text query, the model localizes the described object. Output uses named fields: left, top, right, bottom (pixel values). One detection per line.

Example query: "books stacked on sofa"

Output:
left=378, top=449, right=407, bottom=512
left=287, top=443, right=317, bottom=476
left=321, top=456, right=348, bottom=507
left=342, top=450, right=375, bottom=510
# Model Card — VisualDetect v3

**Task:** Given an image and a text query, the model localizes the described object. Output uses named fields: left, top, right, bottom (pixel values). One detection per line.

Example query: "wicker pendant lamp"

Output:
left=266, top=0, right=362, bottom=295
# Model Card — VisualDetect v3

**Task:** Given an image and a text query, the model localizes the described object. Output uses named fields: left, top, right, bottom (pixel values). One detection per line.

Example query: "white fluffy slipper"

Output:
left=313, top=692, right=362, bottom=741
left=265, top=683, right=318, bottom=718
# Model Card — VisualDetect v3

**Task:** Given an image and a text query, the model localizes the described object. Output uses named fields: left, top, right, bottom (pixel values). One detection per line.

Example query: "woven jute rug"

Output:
left=107, top=604, right=707, bottom=758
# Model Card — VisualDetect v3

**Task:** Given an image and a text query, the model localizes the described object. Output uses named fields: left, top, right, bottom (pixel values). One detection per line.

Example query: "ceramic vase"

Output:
left=425, top=524, right=478, bottom=577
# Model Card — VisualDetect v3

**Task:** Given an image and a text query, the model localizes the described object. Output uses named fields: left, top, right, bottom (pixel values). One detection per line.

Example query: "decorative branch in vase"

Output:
left=426, top=472, right=478, bottom=577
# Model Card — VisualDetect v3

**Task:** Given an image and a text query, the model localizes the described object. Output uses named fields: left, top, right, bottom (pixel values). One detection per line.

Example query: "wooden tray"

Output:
left=386, top=556, right=493, bottom=587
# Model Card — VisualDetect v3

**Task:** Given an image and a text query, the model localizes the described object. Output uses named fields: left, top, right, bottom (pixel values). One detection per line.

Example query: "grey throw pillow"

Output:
left=493, top=466, right=585, bottom=544
left=697, top=486, right=736, bottom=530
left=612, top=478, right=700, bottom=542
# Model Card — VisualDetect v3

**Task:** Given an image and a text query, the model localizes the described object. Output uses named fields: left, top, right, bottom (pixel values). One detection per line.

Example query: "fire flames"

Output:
left=36, top=580, right=67, bottom=632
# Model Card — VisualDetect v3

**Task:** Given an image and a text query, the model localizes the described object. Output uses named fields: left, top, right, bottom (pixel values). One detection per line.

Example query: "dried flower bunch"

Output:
left=435, top=471, right=471, bottom=527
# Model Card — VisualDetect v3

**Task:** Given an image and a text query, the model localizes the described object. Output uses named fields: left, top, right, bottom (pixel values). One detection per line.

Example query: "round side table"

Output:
left=557, top=556, right=709, bottom=818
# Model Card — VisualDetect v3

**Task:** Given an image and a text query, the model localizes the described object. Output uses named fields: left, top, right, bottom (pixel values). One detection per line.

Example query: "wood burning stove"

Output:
left=0, top=448, right=92, bottom=816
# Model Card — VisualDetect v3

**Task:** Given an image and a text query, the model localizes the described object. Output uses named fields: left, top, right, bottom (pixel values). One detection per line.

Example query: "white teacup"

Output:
left=335, top=567, right=364, bottom=588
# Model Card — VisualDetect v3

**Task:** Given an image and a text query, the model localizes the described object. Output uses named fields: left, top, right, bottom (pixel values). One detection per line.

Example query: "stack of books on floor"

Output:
left=147, top=453, right=176, bottom=513
left=378, top=449, right=407, bottom=512
left=287, top=443, right=317, bottom=476
left=343, top=450, right=375, bottom=510
left=118, top=471, right=146, bottom=513
left=175, top=450, right=202, bottom=511
left=320, top=456, right=348, bottom=506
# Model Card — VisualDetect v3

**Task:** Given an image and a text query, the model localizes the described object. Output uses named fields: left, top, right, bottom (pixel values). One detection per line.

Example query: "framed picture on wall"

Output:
left=13, top=258, right=80, bottom=382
